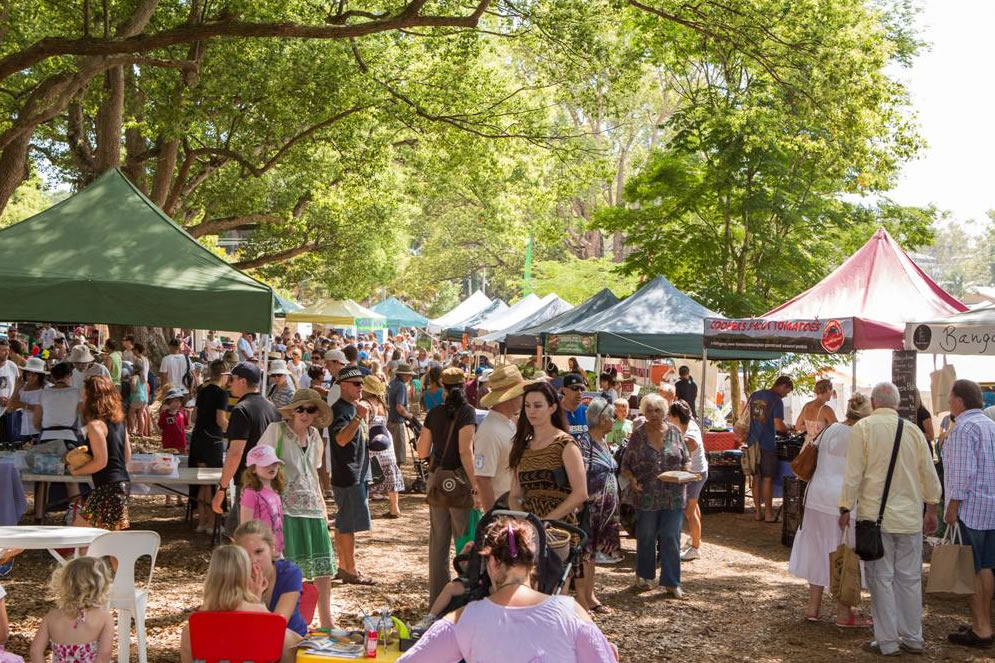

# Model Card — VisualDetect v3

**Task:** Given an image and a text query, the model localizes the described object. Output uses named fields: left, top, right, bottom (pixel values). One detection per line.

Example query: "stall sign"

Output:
left=892, top=350, right=917, bottom=420
left=545, top=333, right=597, bottom=355
left=907, top=323, right=995, bottom=355
left=703, top=317, right=854, bottom=354
left=469, top=339, right=500, bottom=355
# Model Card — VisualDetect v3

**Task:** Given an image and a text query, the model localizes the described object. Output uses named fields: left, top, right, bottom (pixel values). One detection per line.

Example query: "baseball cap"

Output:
left=562, top=373, right=586, bottom=390
left=246, top=445, right=284, bottom=467
left=225, top=361, right=261, bottom=383
left=337, top=366, right=364, bottom=383
left=324, top=349, right=347, bottom=363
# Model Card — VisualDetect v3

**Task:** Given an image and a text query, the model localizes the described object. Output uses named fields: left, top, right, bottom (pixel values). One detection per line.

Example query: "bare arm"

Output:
left=33, top=398, right=43, bottom=431
left=30, top=614, right=49, bottom=663
left=416, top=427, right=433, bottom=460
left=0, top=596, right=8, bottom=645
left=508, top=470, right=524, bottom=509
left=922, top=417, right=935, bottom=442
left=216, top=408, right=228, bottom=431
left=544, top=442, right=588, bottom=521
left=773, top=417, right=788, bottom=434
left=179, top=625, right=193, bottom=663
left=477, top=476, right=497, bottom=511
left=272, top=591, right=301, bottom=623
left=219, top=440, right=246, bottom=487
left=457, top=424, right=477, bottom=491
left=96, top=611, right=114, bottom=663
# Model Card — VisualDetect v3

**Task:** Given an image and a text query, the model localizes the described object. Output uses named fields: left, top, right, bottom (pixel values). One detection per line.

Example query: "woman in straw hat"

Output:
left=257, top=388, right=338, bottom=629
left=9, top=356, right=48, bottom=444
left=361, top=374, right=404, bottom=518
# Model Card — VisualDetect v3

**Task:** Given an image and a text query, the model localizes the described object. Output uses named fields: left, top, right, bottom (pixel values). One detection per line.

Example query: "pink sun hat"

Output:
left=246, top=445, right=284, bottom=468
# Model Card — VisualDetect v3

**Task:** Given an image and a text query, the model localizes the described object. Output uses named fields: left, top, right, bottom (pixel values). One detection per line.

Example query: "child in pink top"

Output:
left=240, top=445, right=286, bottom=556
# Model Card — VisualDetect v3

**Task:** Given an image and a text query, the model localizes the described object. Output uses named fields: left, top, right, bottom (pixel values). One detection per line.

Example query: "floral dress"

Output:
left=50, top=641, right=99, bottom=663
left=576, top=432, right=621, bottom=557
left=368, top=411, right=405, bottom=495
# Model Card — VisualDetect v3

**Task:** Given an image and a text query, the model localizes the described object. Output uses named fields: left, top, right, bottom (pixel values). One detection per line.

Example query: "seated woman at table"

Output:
left=70, top=376, right=132, bottom=532
left=233, top=520, right=309, bottom=636
left=398, top=515, right=617, bottom=663
left=180, top=544, right=300, bottom=663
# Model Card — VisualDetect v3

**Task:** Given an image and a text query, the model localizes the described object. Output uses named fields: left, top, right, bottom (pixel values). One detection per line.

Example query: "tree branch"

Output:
left=187, top=213, right=282, bottom=238
left=233, top=242, right=320, bottom=270
left=0, top=1, right=494, bottom=83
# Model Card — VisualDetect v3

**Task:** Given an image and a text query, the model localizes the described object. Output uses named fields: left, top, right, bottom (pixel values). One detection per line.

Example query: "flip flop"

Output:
left=590, top=604, right=613, bottom=615
left=340, top=571, right=376, bottom=586
left=804, top=614, right=820, bottom=623
left=836, top=615, right=873, bottom=628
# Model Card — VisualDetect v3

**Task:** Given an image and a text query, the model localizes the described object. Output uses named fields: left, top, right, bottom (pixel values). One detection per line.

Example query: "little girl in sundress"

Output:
left=29, top=556, right=114, bottom=663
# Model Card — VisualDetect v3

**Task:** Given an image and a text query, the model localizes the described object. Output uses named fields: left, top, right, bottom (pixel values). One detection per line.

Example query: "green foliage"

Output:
left=915, top=215, right=995, bottom=298
left=529, top=256, right=639, bottom=304
left=0, top=174, right=56, bottom=228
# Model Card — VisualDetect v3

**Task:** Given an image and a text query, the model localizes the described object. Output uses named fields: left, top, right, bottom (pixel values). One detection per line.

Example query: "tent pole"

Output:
left=699, top=350, right=708, bottom=423
left=851, top=351, right=857, bottom=392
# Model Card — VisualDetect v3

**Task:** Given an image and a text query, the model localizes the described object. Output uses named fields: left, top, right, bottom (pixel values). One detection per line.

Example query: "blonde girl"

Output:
left=29, top=556, right=114, bottom=663
left=179, top=545, right=300, bottom=663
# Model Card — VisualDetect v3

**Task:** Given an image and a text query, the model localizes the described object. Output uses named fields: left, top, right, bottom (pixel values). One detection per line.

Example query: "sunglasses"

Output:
left=294, top=405, right=319, bottom=415
left=565, top=386, right=584, bottom=393
left=342, top=380, right=364, bottom=387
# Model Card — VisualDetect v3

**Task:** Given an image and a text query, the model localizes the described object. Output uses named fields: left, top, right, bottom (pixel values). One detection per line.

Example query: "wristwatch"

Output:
left=217, top=483, right=228, bottom=492
left=839, top=507, right=850, bottom=515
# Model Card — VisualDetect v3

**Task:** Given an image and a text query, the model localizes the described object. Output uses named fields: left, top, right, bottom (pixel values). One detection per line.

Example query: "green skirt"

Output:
left=283, top=514, right=337, bottom=580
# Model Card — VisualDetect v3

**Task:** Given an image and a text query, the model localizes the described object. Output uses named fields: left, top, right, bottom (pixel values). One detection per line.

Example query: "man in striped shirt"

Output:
left=943, top=379, right=995, bottom=649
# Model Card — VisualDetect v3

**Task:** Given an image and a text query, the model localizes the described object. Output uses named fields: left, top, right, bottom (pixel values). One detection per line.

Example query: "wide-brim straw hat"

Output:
left=67, top=345, right=95, bottom=363
left=394, top=363, right=416, bottom=375
left=361, top=374, right=387, bottom=400
left=441, top=366, right=466, bottom=386
left=480, top=364, right=529, bottom=408
left=22, top=357, right=49, bottom=375
left=268, top=359, right=292, bottom=377
left=278, top=388, right=333, bottom=428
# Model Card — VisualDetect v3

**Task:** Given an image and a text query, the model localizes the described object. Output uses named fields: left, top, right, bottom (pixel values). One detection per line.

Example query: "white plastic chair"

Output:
left=86, top=530, right=161, bottom=663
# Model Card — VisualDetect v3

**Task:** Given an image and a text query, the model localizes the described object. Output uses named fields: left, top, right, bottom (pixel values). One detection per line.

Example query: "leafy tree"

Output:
left=528, top=256, right=640, bottom=304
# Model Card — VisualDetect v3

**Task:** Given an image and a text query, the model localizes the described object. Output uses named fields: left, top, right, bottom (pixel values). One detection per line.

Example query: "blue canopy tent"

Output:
left=372, top=296, right=429, bottom=330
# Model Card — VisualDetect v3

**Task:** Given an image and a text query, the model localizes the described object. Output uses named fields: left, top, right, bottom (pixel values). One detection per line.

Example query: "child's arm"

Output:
left=29, top=613, right=49, bottom=663
left=0, top=596, right=8, bottom=645
left=96, top=610, right=114, bottom=663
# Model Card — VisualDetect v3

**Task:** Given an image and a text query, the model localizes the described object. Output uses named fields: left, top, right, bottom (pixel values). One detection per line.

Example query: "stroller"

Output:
left=437, top=507, right=589, bottom=619
left=404, top=416, right=429, bottom=493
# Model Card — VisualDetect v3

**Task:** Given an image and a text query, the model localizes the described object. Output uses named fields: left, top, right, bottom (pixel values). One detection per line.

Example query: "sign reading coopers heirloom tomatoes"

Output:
left=703, top=317, right=854, bottom=354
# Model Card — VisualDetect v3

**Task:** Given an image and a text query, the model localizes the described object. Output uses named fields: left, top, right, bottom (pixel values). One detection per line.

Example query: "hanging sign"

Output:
left=906, top=322, right=995, bottom=355
left=545, top=333, right=597, bottom=355
left=703, top=317, right=854, bottom=354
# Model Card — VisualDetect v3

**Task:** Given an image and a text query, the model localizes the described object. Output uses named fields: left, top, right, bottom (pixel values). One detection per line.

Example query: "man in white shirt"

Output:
left=237, top=332, right=256, bottom=362
left=159, top=337, right=192, bottom=391
left=204, top=331, right=223, bottom=362
left=474, top=364, right=527, bottom=511
left=0, top=338, right=20, bottom=421
left=39, top=323, right=57, bottom=350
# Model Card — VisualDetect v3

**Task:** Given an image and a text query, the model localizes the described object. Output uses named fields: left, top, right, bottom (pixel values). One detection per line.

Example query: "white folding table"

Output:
left=0, top=525, right=108, bottom=564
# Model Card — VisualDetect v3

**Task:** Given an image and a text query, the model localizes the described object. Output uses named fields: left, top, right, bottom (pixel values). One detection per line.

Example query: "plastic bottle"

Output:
left=365, top=628, right=378, bottom=658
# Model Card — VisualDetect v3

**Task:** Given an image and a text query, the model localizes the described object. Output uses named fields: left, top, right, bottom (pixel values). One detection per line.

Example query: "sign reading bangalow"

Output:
left=703, top=318, right=854, bottom=354
left=907, top=323, right=995, bottom=355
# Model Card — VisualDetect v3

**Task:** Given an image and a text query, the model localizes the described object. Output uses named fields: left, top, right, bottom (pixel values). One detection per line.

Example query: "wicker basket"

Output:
left=545, top=526, right=570, bottom=562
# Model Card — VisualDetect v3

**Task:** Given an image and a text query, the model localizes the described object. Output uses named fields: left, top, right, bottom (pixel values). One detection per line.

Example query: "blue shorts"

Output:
left=332, top=483, right=371, bottom=534
left=687, top=470, right=709, bottom=500
left=759, top=449, right=778, bottom=478
left=959, top=520, right=995, bottom=572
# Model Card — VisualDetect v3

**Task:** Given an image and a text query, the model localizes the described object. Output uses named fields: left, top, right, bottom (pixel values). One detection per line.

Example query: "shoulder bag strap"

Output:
left=876, top=419, right=904, bottom=525
left=275, top=422, right=284, bottom=459
left=431, top=413, right=458, bottom=472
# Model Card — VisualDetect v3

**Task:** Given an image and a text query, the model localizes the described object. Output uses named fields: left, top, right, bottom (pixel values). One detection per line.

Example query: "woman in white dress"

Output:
left=788, top=392, right=873, bottom=626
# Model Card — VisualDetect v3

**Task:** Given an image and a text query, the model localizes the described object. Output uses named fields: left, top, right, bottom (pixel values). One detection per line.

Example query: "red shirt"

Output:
left=158, top=408, right=188, bottom=451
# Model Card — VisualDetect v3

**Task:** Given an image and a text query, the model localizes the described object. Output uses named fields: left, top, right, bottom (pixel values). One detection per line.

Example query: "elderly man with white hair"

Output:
left=839, top=382, right=942, bottom=657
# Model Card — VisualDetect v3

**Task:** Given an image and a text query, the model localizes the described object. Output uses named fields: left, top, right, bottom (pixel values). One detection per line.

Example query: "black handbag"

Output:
left=854, top=419, right=904, bottom=562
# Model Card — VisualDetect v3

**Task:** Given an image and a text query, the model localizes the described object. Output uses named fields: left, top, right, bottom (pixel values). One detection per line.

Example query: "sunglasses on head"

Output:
left=295, top=405, right=319, bottom=414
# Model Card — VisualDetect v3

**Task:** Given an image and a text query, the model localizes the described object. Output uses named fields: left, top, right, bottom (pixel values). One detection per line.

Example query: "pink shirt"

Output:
left=398, top=595, right=615, bottom=663
left=241, top=486, right=284, bottom=554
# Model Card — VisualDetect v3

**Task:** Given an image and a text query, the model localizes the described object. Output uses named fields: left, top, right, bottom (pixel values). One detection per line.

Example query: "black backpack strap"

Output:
left=877, top=419, right=904, bottom=525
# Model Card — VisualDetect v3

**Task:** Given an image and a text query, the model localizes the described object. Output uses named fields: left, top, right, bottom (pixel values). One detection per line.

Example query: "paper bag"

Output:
left=926, top=523, right=976, bottom=597
left=829, top=528, right=862, bottom=607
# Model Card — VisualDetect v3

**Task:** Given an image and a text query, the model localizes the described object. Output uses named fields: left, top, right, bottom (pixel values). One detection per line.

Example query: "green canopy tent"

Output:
left=273, top=293, right=304, bottom=318
left=0, top=169, right=273, bottom=331
left=371, top=296, right=429, bottom=329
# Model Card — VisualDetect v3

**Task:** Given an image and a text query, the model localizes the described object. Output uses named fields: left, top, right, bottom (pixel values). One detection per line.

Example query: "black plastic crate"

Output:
left=708, top=465, right=744, bottom=485
left=700, top=479, right=745, bottom=514
left=781, top=476, right=807, bottom=547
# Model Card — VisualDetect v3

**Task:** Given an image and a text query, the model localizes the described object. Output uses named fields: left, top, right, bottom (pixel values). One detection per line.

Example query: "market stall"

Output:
left=426, top=290, right=493, bottom=335
left=0, top=169, right=274, bottom=332
left=439, top=298, right=508, bottom=340
left=286, top=299, right=387, bottom=332
left=504, top=288, right=619, bottom=355
left=476, top=294, right=573, bottom=349
left=371, top=296, right=429, bottom=330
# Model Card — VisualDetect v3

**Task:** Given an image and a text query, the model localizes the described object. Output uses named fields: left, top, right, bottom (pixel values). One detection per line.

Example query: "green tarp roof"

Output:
left=0, top=169, right=273, bottom=331
left=505, top=288, right=620, bottom=354
left=564, top=276, right=776, bottom=359
left=274, top=293, right=303, bottom=318
left=372, top=296, right=429, bottom=329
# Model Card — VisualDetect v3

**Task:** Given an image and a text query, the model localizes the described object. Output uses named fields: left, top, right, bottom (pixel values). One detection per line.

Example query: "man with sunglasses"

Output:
left=320, top=349, right=348, bottom=491
left=561, top=372, right=590, bottom=441
left=329, top=365, right=375, bottom=584
left=212, top=362, right=280, bottom=535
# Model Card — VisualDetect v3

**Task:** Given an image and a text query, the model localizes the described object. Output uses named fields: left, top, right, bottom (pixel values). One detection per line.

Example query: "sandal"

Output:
left=590, top=604, right=613, bottom=615
left=804, top=614, right=820, bottom=623
left=836, top=615, right=873, bottom=628
left=340, top=571, right=377, bottom=586
left=948, top=629, right=994, bottom=649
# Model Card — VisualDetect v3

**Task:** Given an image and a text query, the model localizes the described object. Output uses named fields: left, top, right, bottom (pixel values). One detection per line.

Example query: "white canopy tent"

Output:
left=475, top=293, right=550, bottom=333
left=426, top=290, right=493, bottom=335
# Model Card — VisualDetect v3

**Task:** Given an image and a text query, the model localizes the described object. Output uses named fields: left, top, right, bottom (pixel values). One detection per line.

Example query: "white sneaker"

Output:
left=663, top=586, right=685, bottom=599
left=594, top=552, right=624, bottom=564
left=680, top=547, right=700, bottom=561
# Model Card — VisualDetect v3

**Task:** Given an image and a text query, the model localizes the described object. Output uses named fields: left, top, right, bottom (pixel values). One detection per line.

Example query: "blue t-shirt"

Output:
left=565, top=404, right=589, bottom=440
left=269, top=559, right=307, bottom=636
left=387, top=378, right=408, bottom=424
left=747, top=389, right=784, bottom=452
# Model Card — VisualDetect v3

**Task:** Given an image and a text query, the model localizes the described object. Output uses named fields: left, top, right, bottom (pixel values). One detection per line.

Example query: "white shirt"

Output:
left=205, top=338, right=222, bottom=361
left=70, top=363, right=109, bottom=393
left=237, top=336, right=255, bottom=361
left=983, top=405, right=995, bottom=423
left=18, top=387, right=42, bottom=435
left=474, top=409, right=518, bottom=498
left=685, top=419, right=708, bottom=474
left=288, top=359, right=307, bottom=381
left=159, top=353, right=190, bottom=389
left=39, top=326, right=57, bottom=349
left=40, top=386, right=82, bottom=441
left=0, top=360, right=18, bottom=408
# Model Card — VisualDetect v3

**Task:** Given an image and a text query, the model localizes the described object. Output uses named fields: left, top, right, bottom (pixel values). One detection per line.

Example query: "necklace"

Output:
left=494, top=577, right=530, bottom=591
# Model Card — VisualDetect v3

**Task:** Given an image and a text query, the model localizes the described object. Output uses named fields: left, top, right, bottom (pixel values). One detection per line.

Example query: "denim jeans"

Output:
left=635, top=508, right=684, bottom=586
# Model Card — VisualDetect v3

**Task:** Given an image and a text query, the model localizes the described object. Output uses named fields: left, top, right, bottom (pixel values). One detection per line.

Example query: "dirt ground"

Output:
left=3, top=487, right=991, bottom=662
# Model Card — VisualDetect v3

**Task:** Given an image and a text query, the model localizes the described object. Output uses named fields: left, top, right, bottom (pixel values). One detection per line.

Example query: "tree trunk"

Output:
left=93, top=65, right=125, bottom=175
left=729, top=360, right=742, bottom=421
left=150, top=137, right=178, bottom=207
left=582, top=229, right=603, bottom=259
left=0, top=131, right=31, bottom=214
left=107, top=325, right=172, bottom=369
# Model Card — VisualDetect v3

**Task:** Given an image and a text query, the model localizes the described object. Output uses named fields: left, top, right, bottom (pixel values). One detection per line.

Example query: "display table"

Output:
left=703, top=431, right=739, bottom=452
left=297, top=644, right=403, bottom=662
left=0, top=460, right=26, bottom=525
left=0, top=525, right=107, bottom=564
